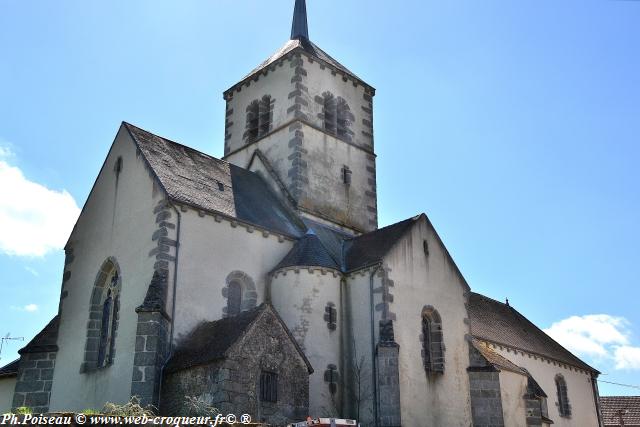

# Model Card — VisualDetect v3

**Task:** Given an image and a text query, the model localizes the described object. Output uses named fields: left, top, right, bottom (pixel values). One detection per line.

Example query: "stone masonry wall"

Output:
left=468, top=368, right=505, bottom=427
left=12, top=352, right=57, bottom=413
left=162, top=309, right=309, bottom=424
left=376, top=341, right=401, bottom=427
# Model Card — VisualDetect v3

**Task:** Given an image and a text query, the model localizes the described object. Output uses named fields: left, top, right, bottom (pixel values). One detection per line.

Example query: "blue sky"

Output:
left=0, top=0, right=639, bottom=396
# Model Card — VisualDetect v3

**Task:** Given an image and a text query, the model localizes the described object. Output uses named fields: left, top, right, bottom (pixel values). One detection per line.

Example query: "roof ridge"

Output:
left=345, top=215, right=420, bottom=242
left=470, top=293, right=599, bottom=373
left=123, top=121, right=229, bottom=166
left=307, top=228, right=343, bottom=269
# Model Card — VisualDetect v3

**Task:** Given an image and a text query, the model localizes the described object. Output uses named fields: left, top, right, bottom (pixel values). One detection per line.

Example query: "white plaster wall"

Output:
left=298, top=125, right=375, bottom=232
left=49, top=127, right=165, bottom=411
left=225, top=121, right=376, bottom=233
left=224, top=61, right=294, bottom=155
left=490, top=345, right=599, bottom=427
left=384, top=216, right=473, bottom=426
left=0, top=377, right=16, bottom=414
left=226, top=131, right=292, bottom=183
left=500, top=370, right=528, bottom=427
left=224, top=51, right=377, bottom=233
left=270, top=269, right=342, bottom=416
left=171, top=210, right=293, bottom=340
left=344, top=270, right=381, bottom=427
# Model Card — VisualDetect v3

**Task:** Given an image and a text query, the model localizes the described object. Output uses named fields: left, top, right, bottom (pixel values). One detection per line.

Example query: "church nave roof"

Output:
left=124, top=122, right=304, bottom=238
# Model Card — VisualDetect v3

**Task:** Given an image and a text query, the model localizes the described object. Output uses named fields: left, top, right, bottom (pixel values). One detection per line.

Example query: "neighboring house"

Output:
left=0, top=360, right=19, bottom=413
left=0, top=1, right=603, bottom=425
left=601, top=396, right=640, bottom=427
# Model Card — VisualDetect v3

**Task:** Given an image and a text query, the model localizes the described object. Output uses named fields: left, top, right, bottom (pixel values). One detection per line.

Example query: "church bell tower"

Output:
left=222, top=0, right=377, bottom=234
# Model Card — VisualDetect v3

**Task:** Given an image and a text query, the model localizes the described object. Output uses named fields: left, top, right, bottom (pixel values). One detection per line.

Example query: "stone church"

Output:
left=0, top=1, right=604, bottom=426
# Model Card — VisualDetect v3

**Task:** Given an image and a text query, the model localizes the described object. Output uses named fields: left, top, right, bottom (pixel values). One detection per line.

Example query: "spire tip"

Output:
left=291, top=0, right=309, bottom=40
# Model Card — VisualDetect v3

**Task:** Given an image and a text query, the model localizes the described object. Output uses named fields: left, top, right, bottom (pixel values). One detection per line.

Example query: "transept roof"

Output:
left=124, top=123, right=304, bottom=238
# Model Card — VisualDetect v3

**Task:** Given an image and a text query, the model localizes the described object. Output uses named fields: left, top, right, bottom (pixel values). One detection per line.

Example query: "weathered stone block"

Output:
left=25, top=392, right=49, bottom=407
left=134, top=351, right=157, bottom=367
left=15, top=380, right=43, bottom=393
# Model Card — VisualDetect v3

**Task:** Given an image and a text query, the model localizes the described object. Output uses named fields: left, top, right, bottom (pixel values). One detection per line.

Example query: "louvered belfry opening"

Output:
left=336, top=97, right=352, bottom=139
left=323, top=92, right=337, bottom=134
left=244, top=95, right=273, bottom=143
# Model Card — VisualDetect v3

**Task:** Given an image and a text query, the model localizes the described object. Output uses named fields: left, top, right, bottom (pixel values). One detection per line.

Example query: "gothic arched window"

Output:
left=322, top=92, right=354, bottom=141
left=82, top=258, right=121, bottom=373
left=421, top=305, right=444, bottom=373
left=555, top=374, right=571, bottom=417
left=244, top=95, right=273, bottom=142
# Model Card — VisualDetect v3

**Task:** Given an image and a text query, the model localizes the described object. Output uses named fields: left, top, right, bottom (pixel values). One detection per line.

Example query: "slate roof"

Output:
left=226, top=38, right=370, bottom=96
left=165, top=304, right=312, bottom=374
left=275, top=230, right=340, bottom=271
left=0, top=359, right=19, bottom=378
left=19, top=315, right=59, bottom=354
left=124, top=123, right=421, bottom=273
left=468, top=293, right=597, bottom=373
left=124, top=123, right=303, bottom=238
left=343, top=216, right=419, bottom=271
left=601, top=396, right=640, bottom=426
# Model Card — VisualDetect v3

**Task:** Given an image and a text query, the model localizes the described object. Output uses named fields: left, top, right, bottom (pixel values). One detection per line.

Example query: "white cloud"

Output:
left=0, top=159, right=80, bottom=256
left=0, top=146, right=13, bottom=158
left=24, top=266, right=39, bottom=277
left=614, top=346, right=640, bottom=370
left=10, top=304, right=39, bottom=312
left=23, top=304, right=38, bottom=312
left=544, top=314, right=640, bottom=371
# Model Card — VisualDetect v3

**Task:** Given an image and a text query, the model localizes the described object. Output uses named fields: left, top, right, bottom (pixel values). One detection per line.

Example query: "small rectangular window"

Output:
left=342, top=166, right=352, bottom=185
left=260, top=371, right=278, bottom=403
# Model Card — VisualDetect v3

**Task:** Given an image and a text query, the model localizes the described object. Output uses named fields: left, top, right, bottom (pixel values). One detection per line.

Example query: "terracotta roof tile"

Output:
left=601, top=396, right=640, bottom=426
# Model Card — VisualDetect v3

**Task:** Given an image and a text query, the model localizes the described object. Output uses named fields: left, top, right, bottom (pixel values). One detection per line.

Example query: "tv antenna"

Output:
left=0, top=333, right=24, bottom=362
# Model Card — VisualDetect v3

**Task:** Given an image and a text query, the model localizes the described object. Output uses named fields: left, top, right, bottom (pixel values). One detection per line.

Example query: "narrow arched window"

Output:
left=83, top=259, right=121, bottom=373
left=227, top=281, right=242, bottom=316
left=244, top=95, right=273, bottom=142
left=222, top=271, right=257, bottom=317
left=97, top=269, right=120, bottom=367
left=555, top=374, right=571, bottom=417
left=421, top=306, right=444, bottom=373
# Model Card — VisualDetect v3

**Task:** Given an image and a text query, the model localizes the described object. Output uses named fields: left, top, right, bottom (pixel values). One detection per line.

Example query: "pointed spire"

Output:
left=291, top=0, right=309, bottom=40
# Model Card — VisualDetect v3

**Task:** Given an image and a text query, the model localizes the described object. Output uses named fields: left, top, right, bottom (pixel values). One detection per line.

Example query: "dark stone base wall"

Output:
left=468, top=369, right=505, bottom=427
left=376, top=343, right=401, bottom=427
left=524, top=396, right=542, bottom=426
left=161, top=310, right=309, bottom=425
left=12, top=352, right=57, bottom=413
left=131, top=310, right=169, bottom=408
